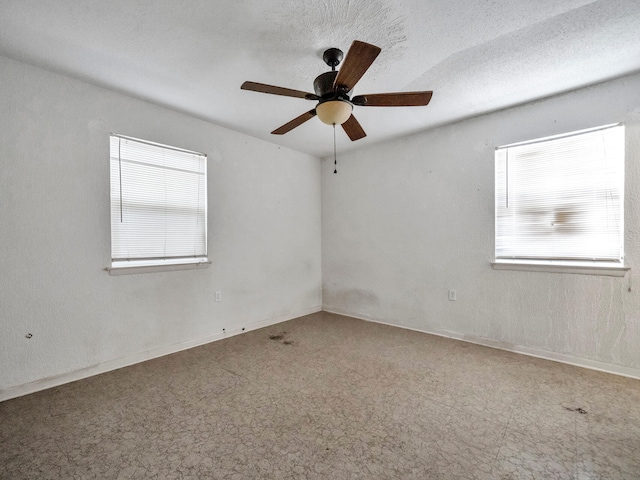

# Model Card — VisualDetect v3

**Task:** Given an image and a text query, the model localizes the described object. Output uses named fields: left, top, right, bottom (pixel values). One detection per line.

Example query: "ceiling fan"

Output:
left=241, top=40, right=433, bottom=141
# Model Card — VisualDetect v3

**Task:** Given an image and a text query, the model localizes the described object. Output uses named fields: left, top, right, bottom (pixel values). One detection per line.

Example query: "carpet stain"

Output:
left=269, top=331, right=295, bottom=346
left=563, top=406, right=588, bottom=414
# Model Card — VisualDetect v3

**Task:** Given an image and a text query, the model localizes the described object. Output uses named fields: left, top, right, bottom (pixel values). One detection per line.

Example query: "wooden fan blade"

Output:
left=352, top=91, right=433, bottom=107
left=271, top=109, right=317, bottom=135
left=341, top=114, right=366, bottom=141
left=241, top=81, right=319, bottom=100
left=333, top=41, right=381, bottom=92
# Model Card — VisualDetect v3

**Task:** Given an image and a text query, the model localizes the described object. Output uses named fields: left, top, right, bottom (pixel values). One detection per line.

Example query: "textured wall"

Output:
left=0, top=56, right=322, bottom=393
left=322, top=72, right=640, bottom=374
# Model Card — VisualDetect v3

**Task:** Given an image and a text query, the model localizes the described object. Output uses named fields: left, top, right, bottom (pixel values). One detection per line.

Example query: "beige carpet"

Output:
left=1, top=312, right=639, bottom=479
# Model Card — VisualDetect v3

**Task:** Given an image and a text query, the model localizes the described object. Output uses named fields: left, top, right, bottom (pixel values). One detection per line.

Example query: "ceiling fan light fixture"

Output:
left=241, top=40, right=432, bottom=140
left=316, top=100, right=353, bottom=125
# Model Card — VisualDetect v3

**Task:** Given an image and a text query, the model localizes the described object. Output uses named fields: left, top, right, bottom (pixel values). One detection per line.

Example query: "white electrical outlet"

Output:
left=215, top=291, right=222, bottom=302
left=448, top=290, right=457, bottom=301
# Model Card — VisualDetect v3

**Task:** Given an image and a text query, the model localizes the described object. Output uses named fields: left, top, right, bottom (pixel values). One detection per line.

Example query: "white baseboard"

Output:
left=323, top=306, right=640, bottom=381
left=0, top=305, right=322, bottom=403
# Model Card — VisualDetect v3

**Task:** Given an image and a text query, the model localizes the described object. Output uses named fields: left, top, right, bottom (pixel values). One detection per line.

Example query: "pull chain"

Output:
left=333, top=123, right=337, bottom=174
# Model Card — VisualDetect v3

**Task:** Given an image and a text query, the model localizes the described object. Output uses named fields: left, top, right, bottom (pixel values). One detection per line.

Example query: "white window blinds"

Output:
left=110, top=135, right=207, bottom=266
left=495, top=124, right=624, bottom=266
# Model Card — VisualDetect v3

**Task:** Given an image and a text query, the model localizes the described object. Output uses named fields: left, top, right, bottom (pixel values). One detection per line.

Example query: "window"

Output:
left=494, top=124, right=626, bottom=275
left=109, top=134, right=208, bottom=274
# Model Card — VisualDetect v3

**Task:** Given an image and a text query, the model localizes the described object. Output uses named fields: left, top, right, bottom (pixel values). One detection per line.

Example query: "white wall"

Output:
left=322, top=72, right=640, bottom=376
left=2, top=54, right=639, bottom=401
left=0, top=56, right=322, bottom=398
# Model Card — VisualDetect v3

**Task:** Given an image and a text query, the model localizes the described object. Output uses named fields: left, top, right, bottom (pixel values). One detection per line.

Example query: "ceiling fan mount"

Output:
left=322, top=47, right=344, bottom=70
left=241, top=40, right=433, bottom=141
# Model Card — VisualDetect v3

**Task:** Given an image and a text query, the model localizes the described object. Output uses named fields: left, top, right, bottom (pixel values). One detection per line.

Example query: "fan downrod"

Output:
left=323, top=48, right=343, bottom=70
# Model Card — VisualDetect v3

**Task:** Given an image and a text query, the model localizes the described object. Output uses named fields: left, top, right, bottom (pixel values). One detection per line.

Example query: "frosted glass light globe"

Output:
left=316, top=100, right=353, bottom=125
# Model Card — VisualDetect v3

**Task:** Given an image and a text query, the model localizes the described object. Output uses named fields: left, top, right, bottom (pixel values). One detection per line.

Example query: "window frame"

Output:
left=107, top=134, right=210, bottom=275
left=492, top=124, right=628, bottom=277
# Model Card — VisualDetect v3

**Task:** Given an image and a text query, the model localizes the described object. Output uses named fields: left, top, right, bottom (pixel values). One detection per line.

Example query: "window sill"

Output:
left=492, top=261, right=629, bottom=277
left=106, top=260, right=211, bottom=276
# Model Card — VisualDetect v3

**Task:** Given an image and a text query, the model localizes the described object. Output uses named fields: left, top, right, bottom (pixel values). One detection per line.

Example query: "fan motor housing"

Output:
left=314, top=71, right=351, bottom=100
left=313, top=71, right=337, bottom=97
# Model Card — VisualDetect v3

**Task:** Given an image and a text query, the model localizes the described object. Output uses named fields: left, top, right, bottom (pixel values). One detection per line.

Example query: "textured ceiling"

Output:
left=1, top=0, right=639, bottom=157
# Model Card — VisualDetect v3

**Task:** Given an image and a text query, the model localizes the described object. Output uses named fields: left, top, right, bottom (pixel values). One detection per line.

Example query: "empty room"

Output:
left=1, top=1, right=639, bottom=478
